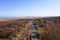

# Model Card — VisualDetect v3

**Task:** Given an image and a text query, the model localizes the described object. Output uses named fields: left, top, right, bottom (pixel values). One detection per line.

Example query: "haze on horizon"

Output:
left=0, top=0, right=60, bottom=17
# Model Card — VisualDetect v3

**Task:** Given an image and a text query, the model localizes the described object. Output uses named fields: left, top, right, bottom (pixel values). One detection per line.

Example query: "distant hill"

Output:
left=0, top=16, right=60, bottom=21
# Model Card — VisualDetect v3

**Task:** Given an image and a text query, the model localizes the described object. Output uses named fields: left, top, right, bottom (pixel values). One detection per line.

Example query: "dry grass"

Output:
left=0, top=17, right=60, bottom=40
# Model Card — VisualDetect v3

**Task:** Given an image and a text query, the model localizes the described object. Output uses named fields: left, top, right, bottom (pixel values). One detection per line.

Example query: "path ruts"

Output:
left=26, top=21, right=40, bottom=40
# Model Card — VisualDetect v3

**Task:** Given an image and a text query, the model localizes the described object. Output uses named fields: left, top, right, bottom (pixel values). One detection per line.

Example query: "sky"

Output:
left=0, top=0, right=60, bottom=17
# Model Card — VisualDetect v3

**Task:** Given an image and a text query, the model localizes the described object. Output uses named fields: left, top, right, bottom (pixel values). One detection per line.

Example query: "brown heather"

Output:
left=0, top=17, right=60, bottom=40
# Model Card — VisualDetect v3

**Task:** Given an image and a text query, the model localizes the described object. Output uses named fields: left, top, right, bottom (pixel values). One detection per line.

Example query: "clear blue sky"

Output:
left=0, top=0, right=60, bottom=17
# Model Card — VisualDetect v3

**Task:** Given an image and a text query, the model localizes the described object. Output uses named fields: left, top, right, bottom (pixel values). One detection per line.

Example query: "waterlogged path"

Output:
left=27, top=21, right=40, bottom=40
